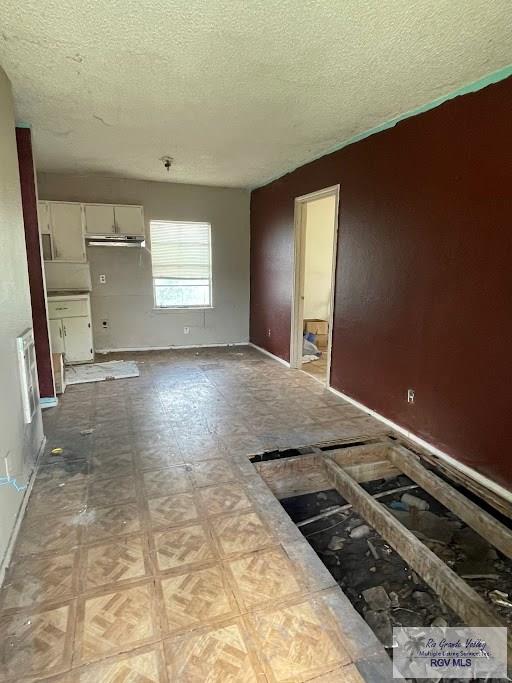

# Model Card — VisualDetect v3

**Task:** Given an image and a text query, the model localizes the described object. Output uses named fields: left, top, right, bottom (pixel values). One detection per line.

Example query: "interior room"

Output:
left=0, top=2, right=511, bottom=681
left=299, top=192, right=337, bottom=384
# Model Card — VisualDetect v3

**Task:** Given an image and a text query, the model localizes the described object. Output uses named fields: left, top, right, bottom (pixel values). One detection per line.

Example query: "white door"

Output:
left=50, top=203, right=85, bottom=261
left=49, top=318, right=65, bottom=354
left=84, top=204, right=116, bottom=235
left=114, top=205, right=144, bottom=234
left=63, top=317, right=93, bottom=363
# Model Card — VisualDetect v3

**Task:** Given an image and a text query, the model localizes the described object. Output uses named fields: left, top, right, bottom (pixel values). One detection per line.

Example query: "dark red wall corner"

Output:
left=16, top=127, right=54, bottom=399
left=250, top=77, right=512, bottom=491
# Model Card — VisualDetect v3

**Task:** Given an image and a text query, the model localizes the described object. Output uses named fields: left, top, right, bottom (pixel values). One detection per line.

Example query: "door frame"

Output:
left=289, top=184, right=340, bottom=385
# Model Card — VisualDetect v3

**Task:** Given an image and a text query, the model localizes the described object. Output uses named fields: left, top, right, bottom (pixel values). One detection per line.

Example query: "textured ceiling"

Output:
left=1, top=1, right=511, bottom=188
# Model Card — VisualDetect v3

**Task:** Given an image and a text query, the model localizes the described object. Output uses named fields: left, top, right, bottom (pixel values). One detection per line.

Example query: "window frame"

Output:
left=149, top=220, right=213, bottom=310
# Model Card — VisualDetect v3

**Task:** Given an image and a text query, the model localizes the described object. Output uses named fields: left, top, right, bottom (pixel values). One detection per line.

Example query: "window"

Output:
left=150, top=220, right=212, bottom=308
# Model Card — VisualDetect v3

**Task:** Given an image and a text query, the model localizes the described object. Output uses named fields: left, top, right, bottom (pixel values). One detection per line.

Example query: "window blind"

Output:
left=150, top=221, right=211, bottom=280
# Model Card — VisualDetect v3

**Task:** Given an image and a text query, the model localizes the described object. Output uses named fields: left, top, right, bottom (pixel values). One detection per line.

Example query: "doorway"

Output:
left=290, top=185, right=339, bottom=385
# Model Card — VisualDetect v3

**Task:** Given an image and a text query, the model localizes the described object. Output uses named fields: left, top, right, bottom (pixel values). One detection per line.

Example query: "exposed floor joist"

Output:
left=386, top=443, right=512, bottom=561
left=322, top=455, right=512, bottom=663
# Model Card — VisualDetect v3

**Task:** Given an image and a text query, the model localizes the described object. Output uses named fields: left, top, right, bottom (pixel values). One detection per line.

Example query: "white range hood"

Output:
left=85, top=233, right=145, bottom=247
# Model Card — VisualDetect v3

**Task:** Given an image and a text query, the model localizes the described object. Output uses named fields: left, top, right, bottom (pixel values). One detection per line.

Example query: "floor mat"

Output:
left=65, top=360, right=139, bottom=385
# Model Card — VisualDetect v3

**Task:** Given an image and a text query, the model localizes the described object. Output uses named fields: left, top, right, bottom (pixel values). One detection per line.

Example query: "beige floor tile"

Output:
left=147, top=491, right=199, bottom=529
left=164, top=618, right=265, bottom=682
left=160, top=564, right=238, bottom=634
left=15, top=513, right=80, bottom=558
left=211, top=511, right=274, bottom=557
left=16, top=347, right=389, bottom=683
left=153, top=523, right=216, bottom=571
left=28, top=483, right=87, bottom=515
left=143, top=466, right=192, bottom=498
left=197, top=482, right=253, bottom=516
left=84, top=502, right=142, bottom=543
left=31, top=462, right=89, bottom=495
left=189, top=458, right=239, bottom=487
left=0, top=603, right=73, bottom=681
left=82, top=535, right=148, bottom=590
left=90, top=452, right=135, bottom=480
left=249, top=598, right=351, bottom=682
left=87, top=474, right=137, bottom=507
left=0, top=552, right=77, bottom=612
left=76, top=646, right=165, bottom=682
left=135, top=448, right=184, bottom=471
left=226, top=547, right=304, bottom=610
left=79, top=582, right=158, bottom=663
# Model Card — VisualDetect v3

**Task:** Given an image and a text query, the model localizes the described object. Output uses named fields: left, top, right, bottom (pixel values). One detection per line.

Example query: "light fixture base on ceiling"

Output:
left=159, top=156, right=173, bottom=172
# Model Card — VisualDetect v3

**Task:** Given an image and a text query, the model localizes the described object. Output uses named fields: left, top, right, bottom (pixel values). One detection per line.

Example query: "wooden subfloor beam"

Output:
left=386, top=444, right=512, bottom=561
left=322, top=456, right=511, bottom=658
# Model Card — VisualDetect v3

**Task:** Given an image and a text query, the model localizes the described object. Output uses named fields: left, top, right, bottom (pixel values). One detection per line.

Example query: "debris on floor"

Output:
left=65, top=360, right=139, bottom=385
left=281, top=473, right=512, bottom=655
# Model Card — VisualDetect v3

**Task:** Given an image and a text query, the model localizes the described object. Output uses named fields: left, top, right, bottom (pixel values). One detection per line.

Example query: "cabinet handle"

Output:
left=59, top=326, right=62, bottom=338
left=63, top=326, right=67, bottom=337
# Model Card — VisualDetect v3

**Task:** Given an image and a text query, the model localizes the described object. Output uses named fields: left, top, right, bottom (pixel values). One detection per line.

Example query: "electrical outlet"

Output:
left=407, top=389, right=415, bottom=404
left=267, top=328, right=271, bottom=337
left=102, top=320, right=109, bottom=329
left=184, top=326, right=190, bottom=335
left=99, top=274, right=106, bottom=284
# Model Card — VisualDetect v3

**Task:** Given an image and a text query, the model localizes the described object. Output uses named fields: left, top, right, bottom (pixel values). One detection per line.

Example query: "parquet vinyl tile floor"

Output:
left=0, top=346, right=389, bottom=682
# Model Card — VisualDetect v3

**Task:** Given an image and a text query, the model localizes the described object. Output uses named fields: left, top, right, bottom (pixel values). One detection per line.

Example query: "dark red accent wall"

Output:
left=250, top=77, right=512, bottom=490
left=16, top=128, right=54, bottom=399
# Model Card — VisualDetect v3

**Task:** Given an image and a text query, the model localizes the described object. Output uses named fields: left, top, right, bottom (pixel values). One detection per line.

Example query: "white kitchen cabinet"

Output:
left=49, top=319, right=65, bottom=354
left=38, top=201, right=51, bottom=234
left=84, top=204, right=116, bottom=235
left=62, top=317, right=93, bottom=363
left=83, top=202, right=144, bottom=235
left=48, top=294, right=93, bottom=364
left=48, top=202, right=86, bottom=262
left=38, top=201, right=53, bottom=260
left=114, top=205, right=144, bottom=234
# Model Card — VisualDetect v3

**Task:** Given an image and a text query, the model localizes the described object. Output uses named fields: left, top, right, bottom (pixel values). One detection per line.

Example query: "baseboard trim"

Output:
left=0, top=435, right=46, bottom=588
left=249, top=342, right=290, bottom=367
left=95, top=342, right=249, bottom=353
left=328, top=384, right=512, bottom=504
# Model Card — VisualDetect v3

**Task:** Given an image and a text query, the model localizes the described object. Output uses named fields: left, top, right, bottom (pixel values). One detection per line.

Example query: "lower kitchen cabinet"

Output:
left=48, top=294, right=94, bottom=364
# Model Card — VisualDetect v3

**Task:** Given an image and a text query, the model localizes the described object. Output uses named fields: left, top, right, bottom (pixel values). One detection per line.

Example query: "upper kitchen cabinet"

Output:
left=38, top=201, right=53, bottom=260
left=39, top=201, right=86, bottom=262
left=84, top=203, right=144, bottom=235
left=114, top=205, right=144, bottom=234
left=37, top=201, right=50, bottom=234
left=50, top=202, right=86, bottom=262
left=84, top=204, right=116, bottom=235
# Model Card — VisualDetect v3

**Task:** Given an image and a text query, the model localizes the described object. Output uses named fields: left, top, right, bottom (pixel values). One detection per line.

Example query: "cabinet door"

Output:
left=63, top=316, right=93, bottom=363
left=49, top=319, right=65, bottom=354
left=84, top=204, right=116, bottom=234
left=114, top=205, right=144, bottom=234
left=50, top=203, right=85, bottom=262
left=38, top=201, right=51, bottom=234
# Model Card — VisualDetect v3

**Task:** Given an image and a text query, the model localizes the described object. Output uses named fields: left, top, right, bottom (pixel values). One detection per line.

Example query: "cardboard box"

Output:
left=304, top=319, right=329, bottom=336
left=316, top=334, right=328, bottom=350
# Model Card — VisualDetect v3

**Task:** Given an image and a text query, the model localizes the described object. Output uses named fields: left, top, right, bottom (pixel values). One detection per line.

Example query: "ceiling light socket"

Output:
left=160, top=156, right=173, bottom=172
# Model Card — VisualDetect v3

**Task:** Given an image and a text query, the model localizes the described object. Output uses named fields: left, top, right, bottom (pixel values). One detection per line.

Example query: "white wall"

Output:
left=303, top=195, right=336, bottom=320
left=37, top=174, right=250, bottom=350
left=0, top=67, right=44, bottom=577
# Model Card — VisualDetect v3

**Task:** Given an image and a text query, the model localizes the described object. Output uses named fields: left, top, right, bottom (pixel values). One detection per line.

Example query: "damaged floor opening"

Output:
left=254, top=438, right=512, bottom=664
